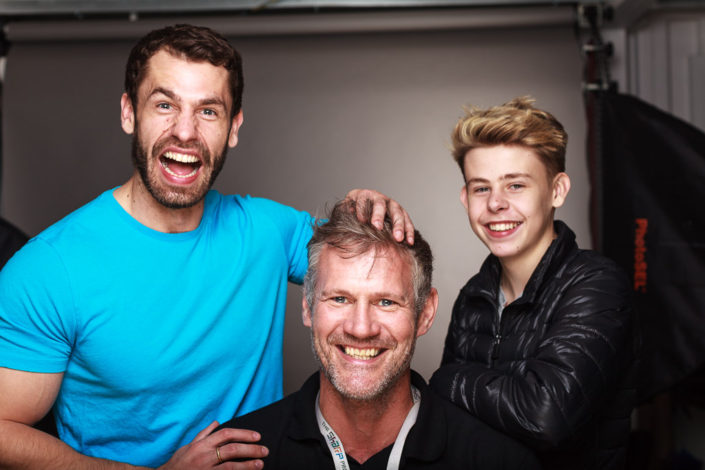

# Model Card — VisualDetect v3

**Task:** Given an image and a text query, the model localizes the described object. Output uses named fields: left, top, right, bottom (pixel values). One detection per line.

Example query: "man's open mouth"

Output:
left=160, top=151, right=201, bottom=179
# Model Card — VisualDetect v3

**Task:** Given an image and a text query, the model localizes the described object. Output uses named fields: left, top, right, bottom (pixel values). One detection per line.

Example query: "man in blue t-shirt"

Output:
left=0, top=24, right=414, bottom=470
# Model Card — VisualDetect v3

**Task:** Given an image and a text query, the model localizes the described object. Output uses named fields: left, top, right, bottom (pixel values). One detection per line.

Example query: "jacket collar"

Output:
left=463, top=220, right=578, bottom=306
left=287, top=370, right=446, bottom=463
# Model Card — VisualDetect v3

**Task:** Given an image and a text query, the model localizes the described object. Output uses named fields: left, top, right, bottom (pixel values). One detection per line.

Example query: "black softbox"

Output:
left=589, top=91, right=705, bottom=402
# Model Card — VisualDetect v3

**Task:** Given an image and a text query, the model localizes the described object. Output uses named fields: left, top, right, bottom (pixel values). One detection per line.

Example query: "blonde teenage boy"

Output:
left=430, top=97, right=636, bottom=470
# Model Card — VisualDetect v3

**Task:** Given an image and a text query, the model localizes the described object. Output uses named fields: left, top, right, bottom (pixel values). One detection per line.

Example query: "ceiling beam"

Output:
left=5, top=5, right=577, bottom=41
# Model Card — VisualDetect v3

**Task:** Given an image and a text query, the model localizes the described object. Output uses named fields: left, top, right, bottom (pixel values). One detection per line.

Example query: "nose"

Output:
left=171, top=111, right=198, bottom=143
left=488, top=191, right=508, bottom=213
left=343, top=302, right=381, bottom=339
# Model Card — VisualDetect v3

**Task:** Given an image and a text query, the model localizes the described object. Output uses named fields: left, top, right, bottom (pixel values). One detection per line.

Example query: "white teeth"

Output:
left=163, top=151, right=199, bottom=163
left=488, top=222, right=520, bottom=232
left=161, top=151, right=199, bottom=179
left=344, top=346, right=380, bottom=360
left=163, top=165, right=198, bottom=179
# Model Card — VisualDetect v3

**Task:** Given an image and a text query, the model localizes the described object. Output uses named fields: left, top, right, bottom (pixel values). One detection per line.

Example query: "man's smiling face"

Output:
left=121, top=49, right=242, bottom=209
left=304, top=245, right=427, bottom=402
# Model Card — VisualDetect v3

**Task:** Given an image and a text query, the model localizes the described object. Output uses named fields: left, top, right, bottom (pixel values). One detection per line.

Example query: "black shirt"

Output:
left=220, top=370, right=541, bottom=470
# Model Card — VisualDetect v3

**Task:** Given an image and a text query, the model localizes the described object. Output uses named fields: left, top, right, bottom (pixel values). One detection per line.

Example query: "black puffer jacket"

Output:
left=430, top=221, right=636, bottom=470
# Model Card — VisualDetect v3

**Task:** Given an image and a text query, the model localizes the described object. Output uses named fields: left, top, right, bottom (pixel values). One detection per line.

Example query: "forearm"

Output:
left=0, top=420, right=147, bottom=470
left=432, top=361, right=584, bottom=448
left=430, top=362, right=478, bottom=410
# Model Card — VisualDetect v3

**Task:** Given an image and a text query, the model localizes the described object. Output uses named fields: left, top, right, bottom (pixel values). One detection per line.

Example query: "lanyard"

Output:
left=315, top=386, right=421, bottom=470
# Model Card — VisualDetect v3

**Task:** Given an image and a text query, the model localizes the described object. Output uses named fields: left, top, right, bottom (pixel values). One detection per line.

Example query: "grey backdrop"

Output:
left=1, top=22, right=588, bottom=394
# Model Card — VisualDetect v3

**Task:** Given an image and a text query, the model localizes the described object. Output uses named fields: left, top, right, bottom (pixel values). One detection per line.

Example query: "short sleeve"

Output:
left=246, top=198, right=314, bottom=285
left=0, top=238, right=76, bottom=372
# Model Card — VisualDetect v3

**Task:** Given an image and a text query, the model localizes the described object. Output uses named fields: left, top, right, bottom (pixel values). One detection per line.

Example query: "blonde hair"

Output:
left=451, top=96, right=567, bottom=179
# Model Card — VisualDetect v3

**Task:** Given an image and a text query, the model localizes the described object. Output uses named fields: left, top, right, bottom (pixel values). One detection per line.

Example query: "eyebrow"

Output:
left=148, top=87, right=228, bottom=109
left=319, top=288, right=350, bottom=298
left=148, top=87, right=178, bottom=102
left=466, top=172, right=533, bottom=185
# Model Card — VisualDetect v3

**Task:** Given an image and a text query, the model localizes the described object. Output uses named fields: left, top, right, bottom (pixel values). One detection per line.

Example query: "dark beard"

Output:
left=130, top=123, right=229, bottom=209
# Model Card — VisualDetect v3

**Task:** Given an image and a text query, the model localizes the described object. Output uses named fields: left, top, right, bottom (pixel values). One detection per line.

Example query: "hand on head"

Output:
left=344, top=189, right=414, bottom=245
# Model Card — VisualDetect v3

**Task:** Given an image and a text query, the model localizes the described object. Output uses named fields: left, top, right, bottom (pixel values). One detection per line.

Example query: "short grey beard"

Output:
left=309, top=328, right=416, bottom=403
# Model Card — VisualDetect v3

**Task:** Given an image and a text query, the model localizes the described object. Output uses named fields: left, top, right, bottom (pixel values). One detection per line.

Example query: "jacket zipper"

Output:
left=491, top=309, right=503, bottom=366
left=491, top=333, right=502, bottom=366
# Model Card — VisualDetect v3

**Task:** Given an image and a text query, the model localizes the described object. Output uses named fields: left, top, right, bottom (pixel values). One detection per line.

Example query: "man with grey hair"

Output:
left=219, top=200, right=540, bottom=469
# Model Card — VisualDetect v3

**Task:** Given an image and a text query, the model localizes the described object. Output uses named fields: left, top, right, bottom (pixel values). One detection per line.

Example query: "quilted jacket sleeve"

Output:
left=430, top=259, right=634, bottom=450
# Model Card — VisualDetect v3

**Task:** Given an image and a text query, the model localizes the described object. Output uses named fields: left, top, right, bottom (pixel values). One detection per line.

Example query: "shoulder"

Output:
left=29, top=190, right=116, bottom=247
left=218, top=389, right=308, bottom=466
left=573, top=248, right=626, bottom=274
left=451, top=255, right=499, bottom=325
left=220, top=392, right=300, bottom=450
left=212, top=192, right=310, bottom=219
left=561, top=248, right=631, bottom=296
left=209, top=192, right=314, bottom=233
left=535, top=246, right=634, bottom=361
left=458, top=254, right=499, bottom=298
left=0, top=196, right=115, bottom=291
left=222, top=393, right=296, bottom=433
left=551, top=221, right=628, bottom=287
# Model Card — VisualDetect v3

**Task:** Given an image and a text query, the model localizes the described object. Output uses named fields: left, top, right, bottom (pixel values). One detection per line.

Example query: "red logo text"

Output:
left=634, top=218, right=648, bottom=293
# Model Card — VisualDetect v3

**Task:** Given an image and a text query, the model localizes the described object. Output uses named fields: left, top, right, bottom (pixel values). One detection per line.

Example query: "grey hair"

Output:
left=303, top=199, right=433, bottom=316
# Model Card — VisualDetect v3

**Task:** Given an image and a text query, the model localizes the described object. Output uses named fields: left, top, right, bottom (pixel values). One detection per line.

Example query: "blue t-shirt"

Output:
left=0, top=189, right=313, bottom=466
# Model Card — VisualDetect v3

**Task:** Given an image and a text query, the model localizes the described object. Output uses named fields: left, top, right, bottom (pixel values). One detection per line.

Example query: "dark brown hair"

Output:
left=124, top=24, right=244, bottom=117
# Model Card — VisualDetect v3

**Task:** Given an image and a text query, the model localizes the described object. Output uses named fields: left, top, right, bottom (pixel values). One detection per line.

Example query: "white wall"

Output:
left=0, top=19, right=588, bottom=393
left=609, top=11, right=705, bottom=131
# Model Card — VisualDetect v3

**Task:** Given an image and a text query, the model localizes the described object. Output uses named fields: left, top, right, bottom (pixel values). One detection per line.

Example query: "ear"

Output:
left=120, top=93, right=135, bottom=135
left=551, top=172, right=571, bottom=209
left=227, top=110, right=244, bottom=148
left=415, top=288, right=438, bottom=338
left=119, top=93, right=137, bottom=135
left=459, top=185, right=469, bottom=211
left=302, top=294, right=312, bottom=328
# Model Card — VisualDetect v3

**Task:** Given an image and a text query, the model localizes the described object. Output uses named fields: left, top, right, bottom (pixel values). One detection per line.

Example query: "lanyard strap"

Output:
left=315, top=386, right=421, bottom=470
